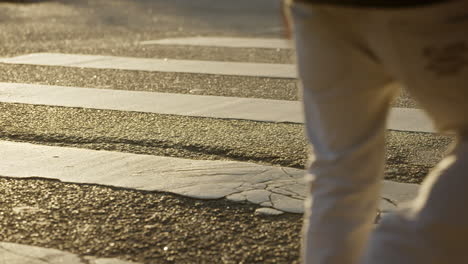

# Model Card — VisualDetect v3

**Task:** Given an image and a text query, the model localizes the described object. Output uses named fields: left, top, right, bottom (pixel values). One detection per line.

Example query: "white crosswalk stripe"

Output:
left=0, top=53, right=298, bottom=79
left=0, top=140, right=419, bottom=215
left=140, top=36, right=293, bottom=49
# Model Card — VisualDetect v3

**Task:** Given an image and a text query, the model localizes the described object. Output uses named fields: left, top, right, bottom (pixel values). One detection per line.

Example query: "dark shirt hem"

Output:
left=294, top=0, right=452, bottom=8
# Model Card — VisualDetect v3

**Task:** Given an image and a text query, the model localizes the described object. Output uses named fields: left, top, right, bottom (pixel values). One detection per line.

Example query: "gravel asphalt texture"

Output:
left=0, top=64, right=300, bottom=101
left=0, top=103, right=453, bottom=184
left=0, top=0, right=453, bottom=262
left=0, top=177, right=302, bottom=263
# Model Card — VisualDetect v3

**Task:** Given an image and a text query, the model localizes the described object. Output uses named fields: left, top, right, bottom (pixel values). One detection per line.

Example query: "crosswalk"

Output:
left=0, top=35, right=429, bottom=213
left=0, top=36, right=428, bottom=263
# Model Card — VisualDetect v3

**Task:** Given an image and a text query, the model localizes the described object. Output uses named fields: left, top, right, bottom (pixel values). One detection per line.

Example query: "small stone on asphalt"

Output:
left=255, top=208, right=284, bottom=216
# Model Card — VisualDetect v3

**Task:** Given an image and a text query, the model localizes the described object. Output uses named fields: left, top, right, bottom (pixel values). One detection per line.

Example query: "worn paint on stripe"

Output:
left=0, top=241, right=137, bottom=264
left=0, top=53, right=297, bottom=79
left=140, top=37, right=292, bottom=49
left=388, top=108, right=435, bottom=134
left=0, top=141, right=420, bottom=213
left=0, top=82, right=434, bottom=132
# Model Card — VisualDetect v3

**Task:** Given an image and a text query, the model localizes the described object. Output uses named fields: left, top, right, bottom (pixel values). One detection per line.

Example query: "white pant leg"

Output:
left=365, top=0, right=468, bottom=135
left=363, top=140, right=468, bottom=264
left=361, top=2, right=468, bottom=263
left=289, top=3, right=398, bottom=264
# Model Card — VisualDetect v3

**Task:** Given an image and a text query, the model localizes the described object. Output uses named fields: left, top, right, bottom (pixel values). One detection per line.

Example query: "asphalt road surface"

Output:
left=0, top=0, right=453, bottom=263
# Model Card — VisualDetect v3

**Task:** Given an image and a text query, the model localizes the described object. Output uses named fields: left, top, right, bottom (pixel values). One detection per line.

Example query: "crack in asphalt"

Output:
left=267, top=192, right=273, bottom=206
left=268, top=188, right=297, bottom=199
left=381, top=197, right=398, bottom=207
left=280, top=167, right=298, bottom=179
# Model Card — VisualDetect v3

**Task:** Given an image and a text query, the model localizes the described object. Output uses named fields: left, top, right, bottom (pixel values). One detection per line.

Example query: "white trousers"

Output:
left=288, top=1, right=468, bottom=263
